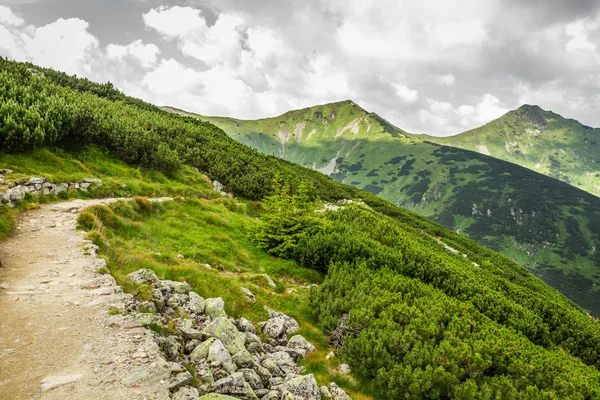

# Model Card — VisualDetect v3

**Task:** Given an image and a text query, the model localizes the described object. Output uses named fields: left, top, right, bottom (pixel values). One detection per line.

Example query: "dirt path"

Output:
left=0, top=198, right=172, bottom=400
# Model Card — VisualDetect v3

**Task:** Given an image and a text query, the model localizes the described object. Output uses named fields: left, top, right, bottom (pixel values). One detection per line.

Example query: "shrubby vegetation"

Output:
left=3, top=58, right=600, bottom=397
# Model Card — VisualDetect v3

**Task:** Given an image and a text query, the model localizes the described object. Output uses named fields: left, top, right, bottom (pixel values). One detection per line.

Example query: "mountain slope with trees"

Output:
left=428, top=105, right=600, bottom=197
left=168, top=101, right=600, bottom=315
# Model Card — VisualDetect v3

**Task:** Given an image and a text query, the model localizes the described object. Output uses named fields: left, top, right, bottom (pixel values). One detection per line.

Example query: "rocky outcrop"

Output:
left=0, top=172, right=102, bottom=207
left=119, top=269, right=340, bottom=399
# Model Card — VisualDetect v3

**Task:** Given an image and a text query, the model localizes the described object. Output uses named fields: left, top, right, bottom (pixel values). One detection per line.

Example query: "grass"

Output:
left=78, top=196, right=376, bottom=399
left=0, top=145, right=213, bottom=239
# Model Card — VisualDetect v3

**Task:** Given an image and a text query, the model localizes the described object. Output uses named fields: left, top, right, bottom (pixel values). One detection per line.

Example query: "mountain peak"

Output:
left=509, top=104, right=547, bottom=129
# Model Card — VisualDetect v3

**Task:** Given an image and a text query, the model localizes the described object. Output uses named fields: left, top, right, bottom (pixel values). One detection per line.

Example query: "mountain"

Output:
left=4, top=59, right=600, bottom=398
left=166, top=101, right=600, bottom=314
left=428, top=105, right=600, bottom=197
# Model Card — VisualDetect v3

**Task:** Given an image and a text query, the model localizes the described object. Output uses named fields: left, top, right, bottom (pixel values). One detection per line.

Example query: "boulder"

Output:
left=211, top=372, right=258, bottom=399
left=330, top=382, right=352, bottom=400
left=264, top=306, right=299, bottom=334
left=238, top=368, right=262, bottom=390
left=155, top=279, right=191, bottom=294
left=204, top=297, right=228, bottom=319
left=187, top=291, right=206, bottom=314
left=238, top=317, right=256, bottom=334
left=202, top=317, right=246, bottom=356
left=128, top=269, right=158, bottom=284
left=336, top=364, right=351, bottom=374
left=262, top=317, right=286, bottom=339
left=261, top=274, right=277, bottom=288
left=272, top=374, right=321, bottom=400
left=191, top=338, right=236, bottom=374
left=287, top=335, right=316, bottom=358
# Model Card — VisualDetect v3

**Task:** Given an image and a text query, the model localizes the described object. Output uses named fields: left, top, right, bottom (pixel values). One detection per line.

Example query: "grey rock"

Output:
left=238, top=317, right=256, bottom=334
left=122, top=362, right=192, bottom=390
left=241, top=287, right=256, bottom=302
left=330, top=382, right=352, bottom=400
left=190, top=338, right=217, bottom=363
left=179, top=326, right=204, bottom=340
left=202, top=317, right=246, bottom=356
left=321, top=385, right=332, bottom=399
left=173, top=387, right=201, bottom=400
left=128, top=269, right=159, bottom=284
left=273, top=374, right=320, bottom=400
left=232, top=349, right=254, bottom=368
left=155, top=279, right=191, bottom=294
left=286, top=335, right=316, bottom=358
left=105, top=314, right=143, bottom=329
left=264, top=306, right=299, bottom=335
left=325, top=351, right=335, bottom=360
left=262, top=317, right=286, bottom=339
left=261, top=274, right=277, bottom=288
left=239, top=368, right=262, bottom=390
left=261, top=391, right=279, bottom=400
left=251, top=362, right=272, bottom=386
left=336, top=364, right=351, bottom=374
left=212, top=371, right=258, bottom=399
left=187, top=291, right=206, bottom=314
left=204, top=297, right=227, bottom=318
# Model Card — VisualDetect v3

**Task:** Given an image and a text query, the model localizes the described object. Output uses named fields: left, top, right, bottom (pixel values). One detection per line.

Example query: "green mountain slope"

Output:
left=169, top=102, right=600, bottom=314
left=5, top=59, right=600, bottom=397
left=428, top=104, right=600, bottom=197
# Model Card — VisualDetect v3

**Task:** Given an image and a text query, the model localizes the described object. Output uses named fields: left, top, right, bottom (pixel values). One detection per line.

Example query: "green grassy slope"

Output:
left=172, top=102, right=600, bottom=314
left=428, top=104, right=600, bottom=197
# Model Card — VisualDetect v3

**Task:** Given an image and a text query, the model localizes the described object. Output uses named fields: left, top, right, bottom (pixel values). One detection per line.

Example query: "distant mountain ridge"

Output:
left=427, top=104, right=600, bottom=197
left=165, top=101, right=600, bottom=314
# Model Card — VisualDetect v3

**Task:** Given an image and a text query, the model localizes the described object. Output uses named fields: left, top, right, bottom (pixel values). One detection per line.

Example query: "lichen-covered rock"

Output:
left=238, top=317, right=256, bottom=334
left=239, top=368, right=262, bottom=390
left=251, top=362, right=272, bottom=386
left=232, top=349, right=254, bottom=368
left=173, top=386, right=201, bottom=400
left=329, top=382, right=352, bottom=400
left=211, top=371, right=258, bottom=399
left=262, top=317, right=287, bottom=339
left=287, top=335, right=316, bottom=358
left=155, top=279, right=191, bottom=294
left=187, top=291, right=206, bottom=314
left=272, top=374, right=321, bottom=400
left=264, top=306, right=299, bottom=335
left=202, top=317, right=246, bottom=356
left=204, top=297, right=227, bottom=319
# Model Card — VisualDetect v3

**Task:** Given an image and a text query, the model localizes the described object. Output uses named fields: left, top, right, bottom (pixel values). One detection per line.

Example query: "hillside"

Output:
left=428, top=105, right=600, bottom=197
left=4, top=59, right=600, bottom=397
left=170, top=102, right=600, bottom=314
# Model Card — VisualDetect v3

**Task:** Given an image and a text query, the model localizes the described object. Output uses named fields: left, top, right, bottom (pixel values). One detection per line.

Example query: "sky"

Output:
left=1, top=0, right=599, bottom=136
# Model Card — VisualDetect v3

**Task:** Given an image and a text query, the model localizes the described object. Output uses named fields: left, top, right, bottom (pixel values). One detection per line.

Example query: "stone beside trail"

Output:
left=0, top=197, right=353, bottom=399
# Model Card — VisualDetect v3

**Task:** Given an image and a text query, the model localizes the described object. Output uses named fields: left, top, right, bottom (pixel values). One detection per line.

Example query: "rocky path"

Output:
left=0, top=198, right=172, bottom=400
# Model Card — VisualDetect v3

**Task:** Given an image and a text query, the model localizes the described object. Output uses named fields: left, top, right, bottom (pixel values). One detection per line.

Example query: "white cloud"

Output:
left=106, top=40, right=160, bottom=68
left=427, top=19, right=487, bottom=48
left=565, top=19, right=597, bottom=52
left=392, top=83, right=419, bottom=103
left=142, top=6, right=207, bottom=39
left=0, top=5, right=24, bottom=26
left=436, top=74, right=455, bottom=86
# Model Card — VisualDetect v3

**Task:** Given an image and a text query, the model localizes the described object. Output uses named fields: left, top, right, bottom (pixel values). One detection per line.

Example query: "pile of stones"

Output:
left=119, top=269, right=352, bottom=400
left=0, top=171, right=102, bottom=205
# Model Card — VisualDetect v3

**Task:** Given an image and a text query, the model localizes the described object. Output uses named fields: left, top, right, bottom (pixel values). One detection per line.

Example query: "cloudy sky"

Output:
left=1, top=0, right=599, bottom=136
